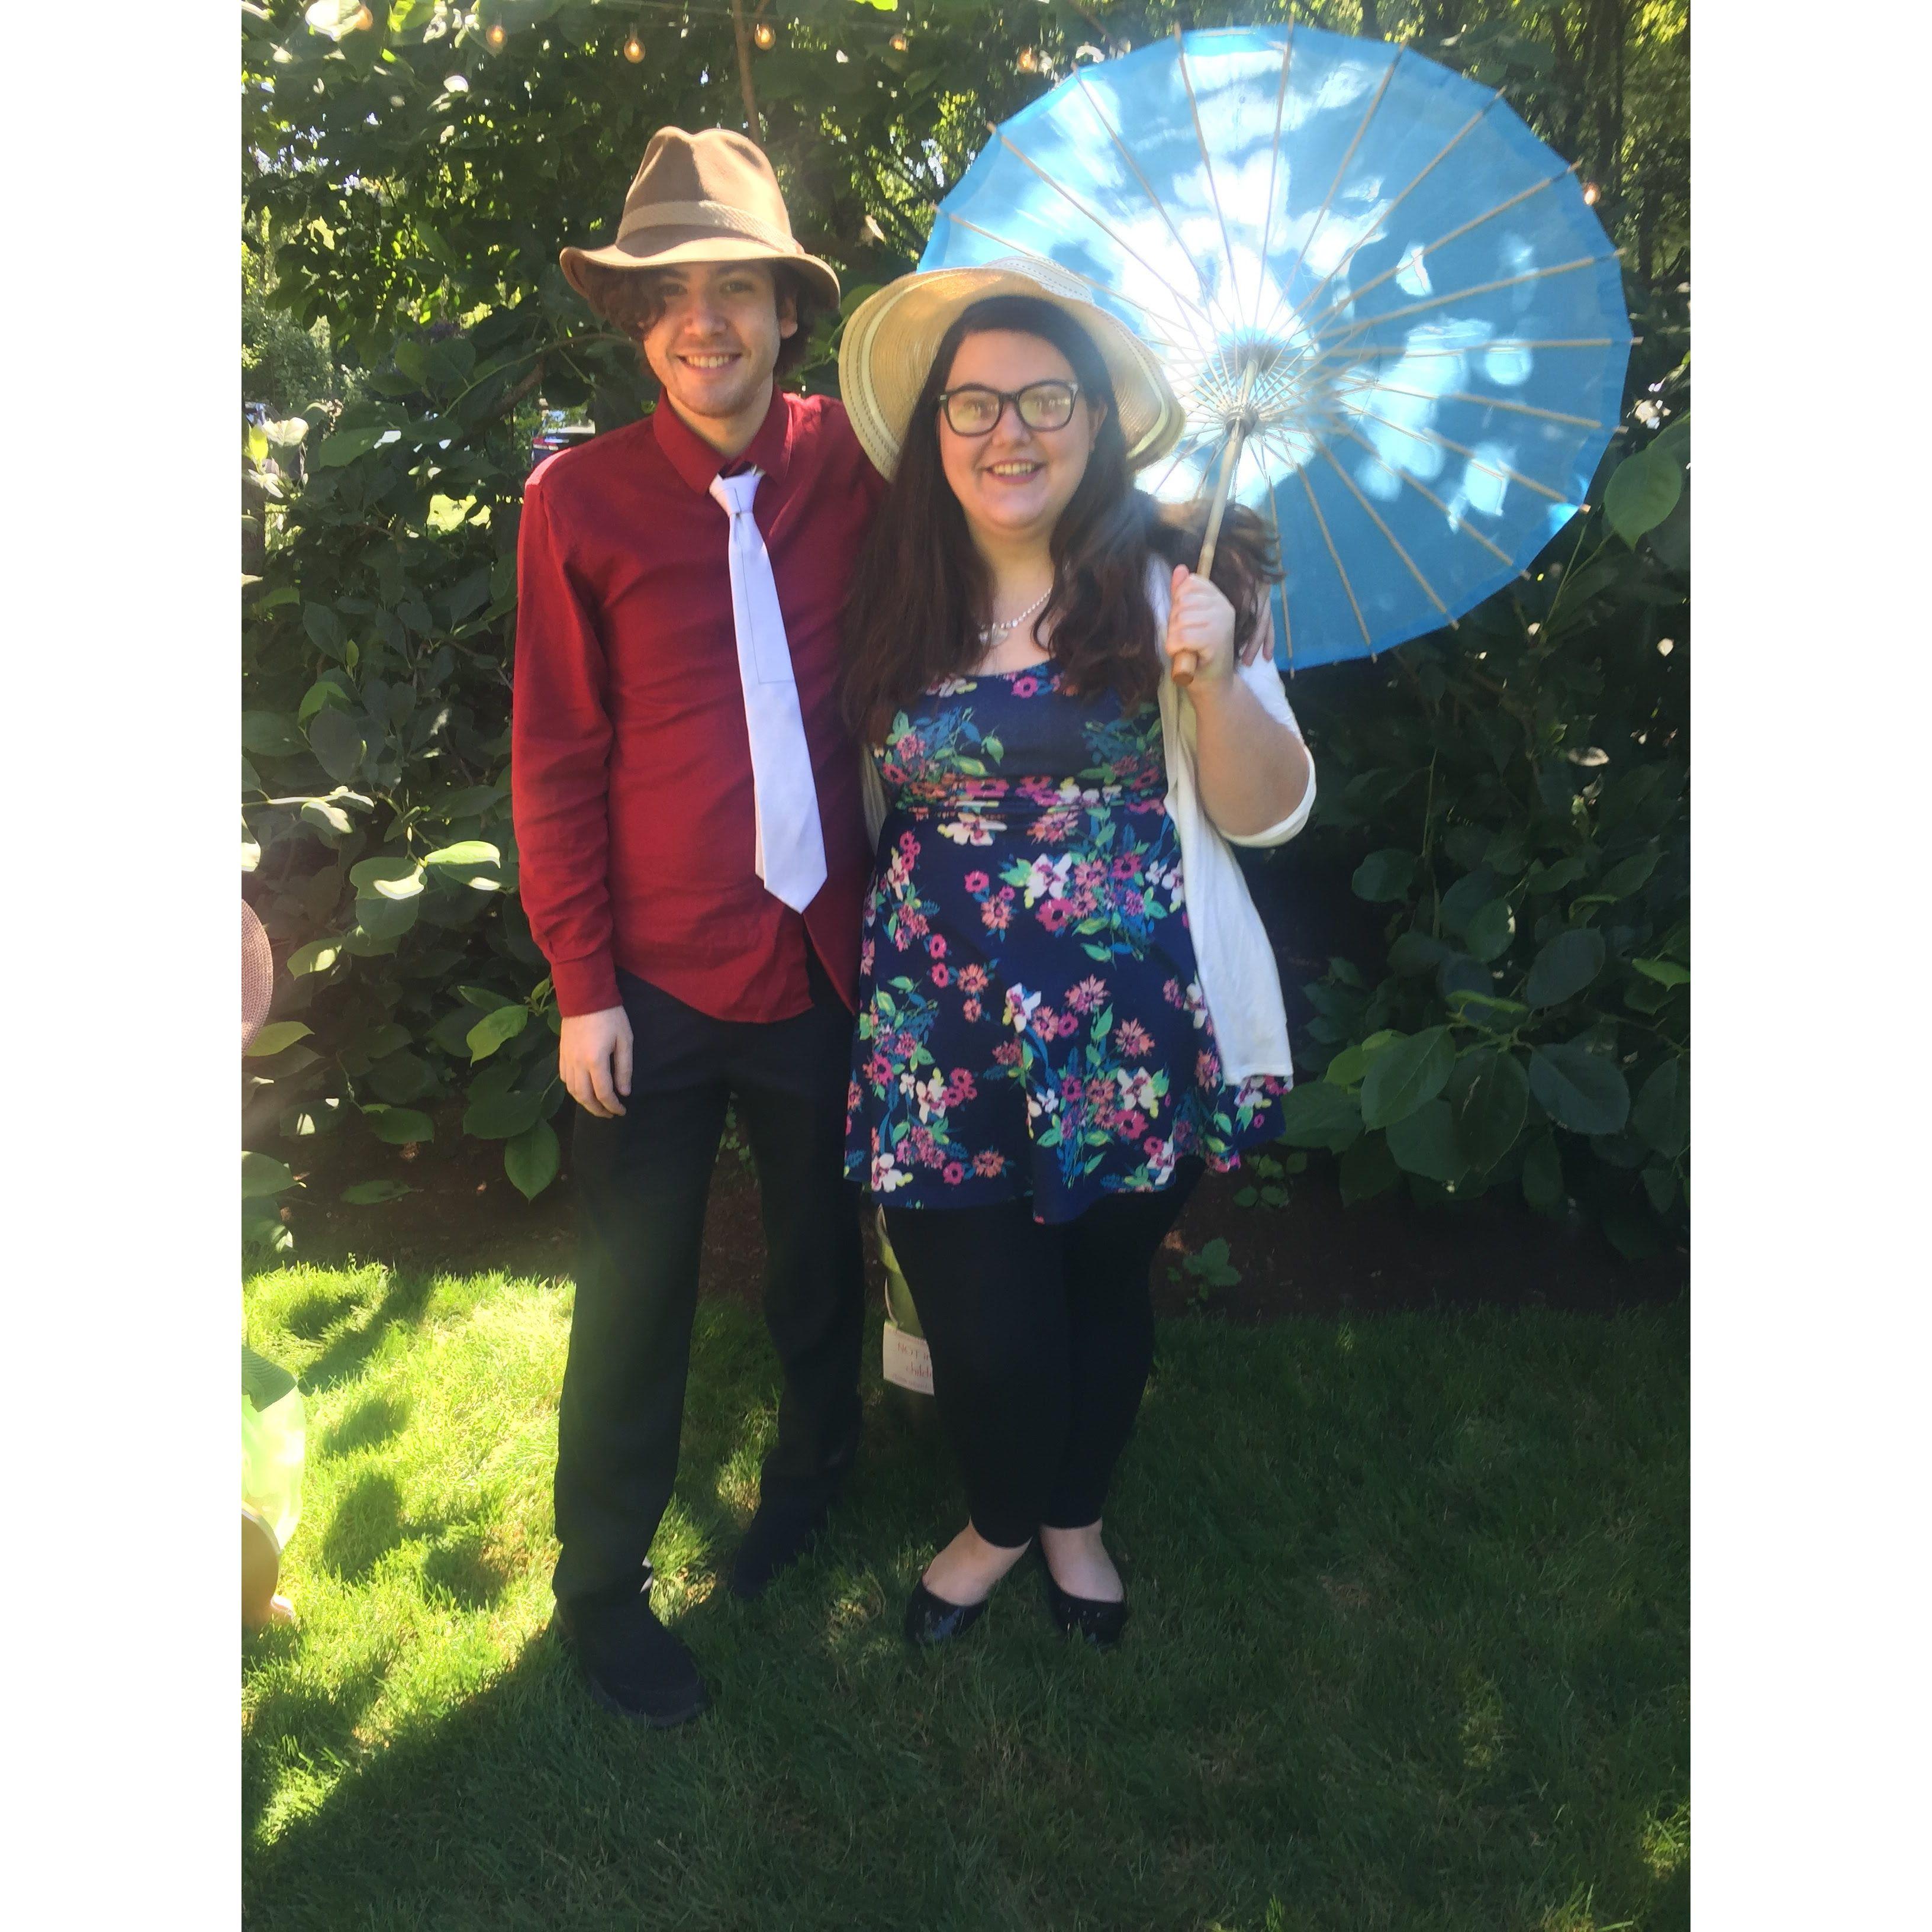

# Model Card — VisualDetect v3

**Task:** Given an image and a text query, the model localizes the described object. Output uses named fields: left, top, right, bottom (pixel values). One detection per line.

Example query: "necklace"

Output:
left=977, top=588, right=1052, bottom=645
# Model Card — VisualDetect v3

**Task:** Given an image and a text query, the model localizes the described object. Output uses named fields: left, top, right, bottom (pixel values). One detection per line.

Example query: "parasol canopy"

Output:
left=920, top=24, right=1632, bottom=669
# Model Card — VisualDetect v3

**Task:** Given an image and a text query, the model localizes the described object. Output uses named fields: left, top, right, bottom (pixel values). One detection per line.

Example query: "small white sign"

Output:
left=882, top=1319, right=933, bottom=1396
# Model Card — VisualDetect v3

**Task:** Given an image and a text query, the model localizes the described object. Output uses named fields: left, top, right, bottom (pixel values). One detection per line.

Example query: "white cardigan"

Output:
left=861, top=564, right=1316, bottom=1086
left=1148, top=563, right=1314, bottom=1083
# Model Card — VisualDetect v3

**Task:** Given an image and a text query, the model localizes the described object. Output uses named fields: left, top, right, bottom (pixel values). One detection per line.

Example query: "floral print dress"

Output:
left=843, top=665, right=1286, bottom=1223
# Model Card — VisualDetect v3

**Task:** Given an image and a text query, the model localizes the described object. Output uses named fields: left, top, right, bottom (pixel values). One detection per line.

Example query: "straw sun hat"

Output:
left=838, top=256, right=1185, bottom=478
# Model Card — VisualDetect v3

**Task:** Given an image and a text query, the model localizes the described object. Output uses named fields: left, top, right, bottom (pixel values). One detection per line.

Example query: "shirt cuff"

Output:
left=550, top=952, right=622, bottom=1018
left=1221, top=758, right=1317, bottom=848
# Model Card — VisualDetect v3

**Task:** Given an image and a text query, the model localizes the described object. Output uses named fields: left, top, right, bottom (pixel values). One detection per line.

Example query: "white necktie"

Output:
left=708, top=468, right=828, bottom=913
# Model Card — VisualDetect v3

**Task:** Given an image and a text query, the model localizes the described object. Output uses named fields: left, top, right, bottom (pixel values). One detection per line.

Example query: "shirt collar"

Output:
left=651, top=387, right=794, bottom=497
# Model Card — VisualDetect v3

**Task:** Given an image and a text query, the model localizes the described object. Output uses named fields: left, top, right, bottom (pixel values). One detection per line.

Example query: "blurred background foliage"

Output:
left=240, top=0, right=1688, bottom=1256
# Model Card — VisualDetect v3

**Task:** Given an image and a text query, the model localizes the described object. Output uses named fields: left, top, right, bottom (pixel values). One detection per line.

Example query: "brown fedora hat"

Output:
left=561, top=127, right=840, bottom=310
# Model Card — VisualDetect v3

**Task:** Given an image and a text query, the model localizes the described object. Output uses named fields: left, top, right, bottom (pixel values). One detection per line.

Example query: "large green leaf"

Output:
left=240, top=1151, right=294, bottom=1199
left=1462, top=897, right=1516, bottom=964
left=308, top=705, right=367, bottom=783
left=1632, top=1058, right=1690, bottom=1160
left=1632, top=957, right=1690, bottom=987
left=349, top=855, right=425, bottom=900
left=1439, top=868, right=1501, bottom=938
left=286, top=938, right=343, bottom=977
left=466, top=1004, right=530, bottom=1061
left=1274, top=1080, right=1363, bottom=1152
left=1386, top=1100, right=1468, bottom=1184
left=1598, top=851, right=1660, bottom=899
left=1352, top=849, right=1417, bottom=903
left=1388, top=930, right=1450, bottom=977
left=504, top=1118, right=561, bottom=1200
left=424, top=841, right=501, bottom=870
left=1528, top=1045, right=1630, bottom=1136
left=1449, top=1049, right=1530, bottom=1171
left=363, top=1104, right=433, bottom=1145
left=1604, top=446, right=1685, bottom=546
left=242, top=711, right=306, bottom=759
left=1359, top=1028, right=1455, bottom=1129
left=1526, top=930, right=1606, bottom=1007
left=463, top=1083, right=544, bottom=1141
left=342, top=1179, right=416, bottom=1205
left=1445, top=990, right=1529, bottom=1034
left=351, top=893, right=419, bottom=941
left=244, top=1020, right=313, bottom=1059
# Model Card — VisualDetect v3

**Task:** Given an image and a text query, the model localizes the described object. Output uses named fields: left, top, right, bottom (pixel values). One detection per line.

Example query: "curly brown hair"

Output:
left=841, top=295, right=1281, bottom=745
left=574, top=258, right=820, bottom=381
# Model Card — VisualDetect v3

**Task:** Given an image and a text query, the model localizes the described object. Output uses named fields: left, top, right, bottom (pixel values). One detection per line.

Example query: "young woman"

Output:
left=838, top=261, right=1316, bottom=1646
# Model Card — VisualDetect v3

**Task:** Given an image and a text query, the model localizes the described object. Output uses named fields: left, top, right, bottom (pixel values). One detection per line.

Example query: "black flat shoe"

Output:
left=729, top=1493, right=832, bottom=1601
left=1041, top=1564, right=1130, bottom=1648
left=552, top=1588, right=709, bottom=1727
left=903, top=1579, right=989, bottom=1646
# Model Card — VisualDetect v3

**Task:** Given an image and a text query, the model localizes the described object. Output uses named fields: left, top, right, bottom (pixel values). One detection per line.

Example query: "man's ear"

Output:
left=775, top=285, right=799, bottom=342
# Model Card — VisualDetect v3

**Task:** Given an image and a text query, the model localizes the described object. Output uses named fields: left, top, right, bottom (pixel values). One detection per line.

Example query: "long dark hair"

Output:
left=842, top=294, right=1280, bottom=742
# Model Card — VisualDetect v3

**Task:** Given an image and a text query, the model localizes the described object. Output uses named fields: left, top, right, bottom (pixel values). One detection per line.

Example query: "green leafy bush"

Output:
left=240, top=1, right=1689, bottom=1224
left=1278, top=360, right=1689, bottom=1257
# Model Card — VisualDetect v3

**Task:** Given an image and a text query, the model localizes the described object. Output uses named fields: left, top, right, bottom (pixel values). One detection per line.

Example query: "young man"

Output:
left=513, top=127, right=884, bottom=1725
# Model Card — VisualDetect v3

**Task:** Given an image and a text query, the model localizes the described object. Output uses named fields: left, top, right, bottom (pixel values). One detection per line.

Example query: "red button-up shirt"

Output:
left=512, top=389, right=884, bottom=1022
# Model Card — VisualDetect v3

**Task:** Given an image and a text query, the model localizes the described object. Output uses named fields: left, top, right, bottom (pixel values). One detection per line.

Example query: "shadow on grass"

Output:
left=283, top=1285, right=367, bottom=1342
left=245, top=1299, right=1689, bottom=1932
left=316, top=1472, right=517, bottom=1614
left=298, top=1271, right=440, bottom=1395
left=422, top=1529, right=516, bottom=1611
left=322, top=1392, right=412, bottom=1458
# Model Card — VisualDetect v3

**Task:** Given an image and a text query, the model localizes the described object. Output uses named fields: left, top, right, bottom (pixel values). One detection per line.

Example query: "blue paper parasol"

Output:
left=920, top=24, right=1632, bottom=670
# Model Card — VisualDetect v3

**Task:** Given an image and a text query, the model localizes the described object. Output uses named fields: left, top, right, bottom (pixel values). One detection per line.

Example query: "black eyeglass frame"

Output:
left=935, top=379, right=1084, bottom=437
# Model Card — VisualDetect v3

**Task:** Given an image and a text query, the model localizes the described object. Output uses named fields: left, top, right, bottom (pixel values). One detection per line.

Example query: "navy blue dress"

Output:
left=843, top=665, right=1286, bottom=1223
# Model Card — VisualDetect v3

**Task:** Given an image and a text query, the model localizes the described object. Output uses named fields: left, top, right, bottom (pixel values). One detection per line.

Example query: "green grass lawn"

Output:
left=243, top=1263, right=1687, bottom=1932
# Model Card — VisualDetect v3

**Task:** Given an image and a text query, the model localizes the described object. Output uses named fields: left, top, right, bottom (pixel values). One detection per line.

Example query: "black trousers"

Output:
left=552, top=966, right=865, bottom=1609
left=882, top=1165, right=1200, bottom=1550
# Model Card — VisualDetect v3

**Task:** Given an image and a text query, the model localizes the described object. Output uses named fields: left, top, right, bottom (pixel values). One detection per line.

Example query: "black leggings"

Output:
left=883, top=1164, right=1200, bottom=1550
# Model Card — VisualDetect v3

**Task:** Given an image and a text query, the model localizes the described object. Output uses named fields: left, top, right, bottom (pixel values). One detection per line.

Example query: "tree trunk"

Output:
left=728, top=0, right=763, bottom=145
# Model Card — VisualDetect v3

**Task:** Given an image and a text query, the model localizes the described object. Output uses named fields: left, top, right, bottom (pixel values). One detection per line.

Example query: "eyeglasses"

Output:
left=936, top=380, right=1081, bottom=437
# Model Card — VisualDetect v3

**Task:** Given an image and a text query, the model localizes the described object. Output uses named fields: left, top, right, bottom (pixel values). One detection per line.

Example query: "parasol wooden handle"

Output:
left=1173, top=415, right=1251, bottom=688
left=1173, top=358, right=1259, bottom=688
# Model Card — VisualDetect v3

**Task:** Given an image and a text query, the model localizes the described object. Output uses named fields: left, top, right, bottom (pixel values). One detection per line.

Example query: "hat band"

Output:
left=616, top=198, right=799, bottom=256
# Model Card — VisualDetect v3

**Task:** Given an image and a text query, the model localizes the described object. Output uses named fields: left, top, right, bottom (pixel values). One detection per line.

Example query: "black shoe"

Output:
left=729, top=1492, right=832, bottom=1601
left=1041, top=1561, right=1131, bottom=1649
left=552, top=1586, right=707, bottom=1726
left=903, top=1579, right=989, bottom=1646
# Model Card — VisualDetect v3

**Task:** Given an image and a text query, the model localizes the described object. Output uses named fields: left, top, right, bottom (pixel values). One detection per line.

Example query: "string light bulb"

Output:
left=486, top=21, right=507, bottom=49
left=1582, top=181, right=1601, bottom=205
left=753, top=21, right=775, bottom=50
left=624, top=28, right=645, bottom=62
left=1016, top=47, right=1041, bottom=74
left=890, top=32, right=909, bottom=51
left=351, top=4, right=373, bottom=28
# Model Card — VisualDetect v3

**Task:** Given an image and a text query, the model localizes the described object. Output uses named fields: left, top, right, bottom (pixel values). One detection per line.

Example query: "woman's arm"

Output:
left=1161, top=566, right=1312, bottom=839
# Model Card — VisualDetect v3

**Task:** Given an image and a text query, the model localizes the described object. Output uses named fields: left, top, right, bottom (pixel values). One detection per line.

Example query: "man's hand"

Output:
left=559, top=1004, right=633, bottom=1119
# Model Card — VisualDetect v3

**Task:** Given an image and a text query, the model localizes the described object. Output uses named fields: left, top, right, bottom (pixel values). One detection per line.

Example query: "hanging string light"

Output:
left=624, top=26, right=646, bottom=61
left=1582, top=181, right=1601, bottom=205
left=486, top=21, right=507, bottom=49
left=752, top=21, right=776, bottom=50
left=1016, top=47, right=1041, bottom=74
left=351, top=4, right=373, bottom=28
left=890, top=32, right=908, bottom=52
